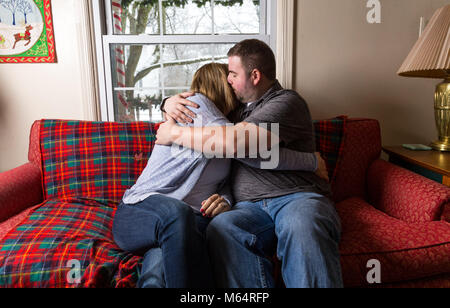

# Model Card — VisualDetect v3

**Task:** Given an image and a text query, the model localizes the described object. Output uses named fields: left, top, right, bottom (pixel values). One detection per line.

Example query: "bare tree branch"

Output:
left=134, top=55, right=227, bottom=86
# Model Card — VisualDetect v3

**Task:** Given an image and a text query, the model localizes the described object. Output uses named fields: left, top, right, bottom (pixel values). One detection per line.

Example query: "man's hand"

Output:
left=164, top=92, right=198, bottom=124
left=201, top=194, right=231, bottom=218
left=315, top=152, right=329, bottom=182
left=155, top=115, right=179, bottom=146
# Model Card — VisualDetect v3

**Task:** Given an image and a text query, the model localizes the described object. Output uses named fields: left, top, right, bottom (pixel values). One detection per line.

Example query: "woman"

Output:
left=112, top=63, right=321, bottom=288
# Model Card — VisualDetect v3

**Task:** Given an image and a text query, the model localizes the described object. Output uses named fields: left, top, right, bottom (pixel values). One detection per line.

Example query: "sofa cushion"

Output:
left=332, top=119, right=381, bottom=203
left=28, top=121, right=42, bottom=167
left=337, top=197, right=450, bottom=287
left=39, top=120, right=158, bottom=205
left=38, top=118, right=346, bottom=205
left=0, top=198, right=141, bottom=287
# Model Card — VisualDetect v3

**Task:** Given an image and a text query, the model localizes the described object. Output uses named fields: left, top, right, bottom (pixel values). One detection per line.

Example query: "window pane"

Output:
left=110, top=43, right=233, bottom=122
left=113, top=89, right=163, bottom=123
left=111, top=0, right=160, bottom=35
left=164, top=88, right=191, bottom=98
left=161, top=44, right=233, bottom=88
left=163, top=1, right=212, bottom=34
left=110, top=44, right=161, bottom=89
left=110, top=0, right=261, bottom=35
left=214, top=0, right=260, bottom=34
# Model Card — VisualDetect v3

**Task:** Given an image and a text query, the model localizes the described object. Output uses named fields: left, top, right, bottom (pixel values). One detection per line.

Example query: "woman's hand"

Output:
left=164, top=92, right=199, bottom=124
left=315, top=152, right=329, bottom=182
left=201, top=194, right=231, bottom=218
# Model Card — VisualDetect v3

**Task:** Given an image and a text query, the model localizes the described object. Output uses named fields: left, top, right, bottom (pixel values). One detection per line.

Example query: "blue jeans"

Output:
left=206, top=191, right=343, bottom=288
left=112, top=194, right=213, bottom=288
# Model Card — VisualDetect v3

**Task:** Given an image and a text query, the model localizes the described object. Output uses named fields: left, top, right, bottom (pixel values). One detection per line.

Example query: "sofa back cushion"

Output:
left=36, top=118, right=378, bottom=206
left=331, top=119, right=381, bottom=203
left=39, top=120, right=158, bottom=205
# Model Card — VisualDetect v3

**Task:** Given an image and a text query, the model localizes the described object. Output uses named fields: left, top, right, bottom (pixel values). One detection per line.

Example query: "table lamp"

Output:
left=397, top=4, right=450, bottom=151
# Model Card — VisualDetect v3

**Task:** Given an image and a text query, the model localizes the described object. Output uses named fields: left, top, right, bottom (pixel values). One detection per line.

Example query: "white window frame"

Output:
left=92, top=0, right=277, bottom=122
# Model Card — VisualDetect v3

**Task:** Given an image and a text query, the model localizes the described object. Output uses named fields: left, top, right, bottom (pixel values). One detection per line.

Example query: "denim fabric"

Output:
left=206, top=191, right=343, bottom=288
left=112, top=194, right=213, bottom=288
left=135, top=209, right=212, bottom=288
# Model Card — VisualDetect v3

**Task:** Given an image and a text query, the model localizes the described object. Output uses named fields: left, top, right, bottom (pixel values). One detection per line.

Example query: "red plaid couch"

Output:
left=0, top=118, right=449, bottom=288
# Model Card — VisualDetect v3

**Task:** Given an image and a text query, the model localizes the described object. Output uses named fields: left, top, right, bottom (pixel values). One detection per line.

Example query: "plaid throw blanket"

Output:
left=0, top=120, right=158, bottom=288
left=40, top=120, right=157, bottom=204
left=314, top=116, right=347, bottom=183
left=0, top=199, right=141, bottom=287
left=0, top=118, right=346, bottom=288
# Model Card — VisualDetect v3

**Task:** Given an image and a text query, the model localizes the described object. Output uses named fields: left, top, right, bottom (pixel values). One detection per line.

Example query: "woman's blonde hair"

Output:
left=190, top=63, right=237, bottom=116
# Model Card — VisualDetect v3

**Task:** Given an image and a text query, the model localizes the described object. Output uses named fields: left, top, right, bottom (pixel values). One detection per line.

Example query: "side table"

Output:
left=383, top=146, right=450, bottom=187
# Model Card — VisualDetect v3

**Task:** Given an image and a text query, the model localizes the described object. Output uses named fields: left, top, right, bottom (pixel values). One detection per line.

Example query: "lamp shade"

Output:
left=398, top=4, right=450, bottom=78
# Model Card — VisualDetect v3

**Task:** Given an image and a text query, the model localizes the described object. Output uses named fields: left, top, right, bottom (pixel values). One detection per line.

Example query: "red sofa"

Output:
left=0, top=118, right=449, bottom=288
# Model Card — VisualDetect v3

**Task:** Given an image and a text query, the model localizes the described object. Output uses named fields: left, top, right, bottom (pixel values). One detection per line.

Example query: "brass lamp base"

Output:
left=432, top=78, right=450, bottom=151
left=431, top=139, right=450, bottom=151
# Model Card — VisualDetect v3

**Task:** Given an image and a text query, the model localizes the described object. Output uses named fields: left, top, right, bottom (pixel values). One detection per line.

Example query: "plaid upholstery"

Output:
left=39, top=120, right=158, bottom=205
left=0, top=120, right=158, bottom=288
left=0, top=118, right=347, bottom=288
left=313, top=116, right=347, bottom=183
left=0, top=198, right=141, bottom=288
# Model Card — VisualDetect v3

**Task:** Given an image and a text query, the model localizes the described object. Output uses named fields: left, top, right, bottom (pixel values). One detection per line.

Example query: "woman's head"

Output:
left=190, top=63, right=237, bottom=116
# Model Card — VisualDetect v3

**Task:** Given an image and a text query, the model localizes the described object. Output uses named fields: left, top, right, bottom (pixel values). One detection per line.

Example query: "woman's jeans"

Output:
left=206, top=191, right=343, bottom=288
left=112, top=194, right=213, bottom=288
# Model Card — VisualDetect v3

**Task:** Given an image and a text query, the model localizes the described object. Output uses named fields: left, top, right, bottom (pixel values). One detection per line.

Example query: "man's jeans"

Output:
left=206, top=191, right=343, bottom=288
left=112, top=194, right=213, bottom=288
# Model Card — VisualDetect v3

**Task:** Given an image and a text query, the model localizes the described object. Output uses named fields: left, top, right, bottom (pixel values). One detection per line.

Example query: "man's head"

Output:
left=227, top=39, right=276, bottom=103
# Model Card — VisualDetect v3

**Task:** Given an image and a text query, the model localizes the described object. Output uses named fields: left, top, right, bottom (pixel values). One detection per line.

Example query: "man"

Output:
left=156, top=39, right=343, bottom=288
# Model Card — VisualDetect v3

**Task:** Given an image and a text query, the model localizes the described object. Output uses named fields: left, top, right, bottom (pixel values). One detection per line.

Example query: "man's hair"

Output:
left=227, top=39, right=276, bottom=81
left=190, top=63, right=237, bottom=116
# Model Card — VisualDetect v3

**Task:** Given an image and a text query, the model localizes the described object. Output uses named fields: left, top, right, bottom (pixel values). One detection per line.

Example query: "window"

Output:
left=93, top=0, right=276, bottom=122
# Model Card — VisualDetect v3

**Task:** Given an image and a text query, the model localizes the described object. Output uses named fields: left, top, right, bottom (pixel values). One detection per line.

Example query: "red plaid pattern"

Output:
left=0, top=198, right=141, bottom=288
left=39, top=120, right=157, bottom=205
left=314, top=116, right=347, bottom=183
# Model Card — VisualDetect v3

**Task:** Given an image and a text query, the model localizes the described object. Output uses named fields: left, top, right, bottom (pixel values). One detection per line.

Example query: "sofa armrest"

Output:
left=0, top=162, right=43, bottom=223
left=441, top=203, right=450, bottom=222
left=367, top=159, right=450, bottom=223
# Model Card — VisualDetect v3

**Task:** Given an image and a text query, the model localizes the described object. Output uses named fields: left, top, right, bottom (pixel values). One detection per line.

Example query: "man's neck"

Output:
left=251, top=80, right=277, bottom=102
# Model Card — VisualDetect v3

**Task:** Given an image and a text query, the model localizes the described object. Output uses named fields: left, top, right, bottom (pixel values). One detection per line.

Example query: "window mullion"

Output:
left=102, top=37, right=116, bottom=121
left=158, top=0, right=164, bottom=36
left=211, top=0, right=215, bottom=35
left=159, top=0, right=165, bottom=101
left=105, top=0, right=113, bottom=35
left=102, top=34, right=270, bottom=44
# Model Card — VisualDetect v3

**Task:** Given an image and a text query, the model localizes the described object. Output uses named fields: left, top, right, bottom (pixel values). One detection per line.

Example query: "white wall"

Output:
left=295, top=0, right=450, bottom=147
left=0, top=0, right=89, bottom=172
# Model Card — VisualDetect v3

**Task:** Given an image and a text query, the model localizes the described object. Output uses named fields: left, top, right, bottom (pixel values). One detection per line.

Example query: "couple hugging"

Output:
left=112, top=39, right=343, bottom=288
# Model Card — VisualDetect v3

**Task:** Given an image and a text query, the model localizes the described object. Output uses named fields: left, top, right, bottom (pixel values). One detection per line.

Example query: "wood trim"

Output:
left=442, top=175, right=450, bottom=187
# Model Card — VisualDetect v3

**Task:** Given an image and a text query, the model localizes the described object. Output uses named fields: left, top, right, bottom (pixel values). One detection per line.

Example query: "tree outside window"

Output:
left=96, top=0, right=272, bottom=122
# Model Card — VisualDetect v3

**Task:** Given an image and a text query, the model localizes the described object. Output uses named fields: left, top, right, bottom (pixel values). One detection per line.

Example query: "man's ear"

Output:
left=250, top=69, right=262, bottom=86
